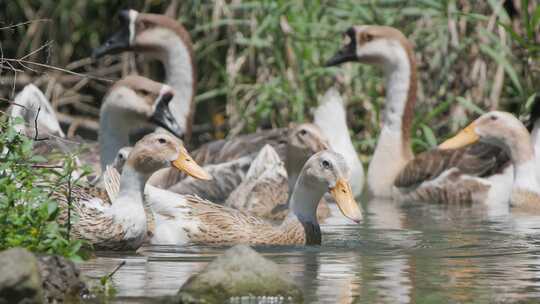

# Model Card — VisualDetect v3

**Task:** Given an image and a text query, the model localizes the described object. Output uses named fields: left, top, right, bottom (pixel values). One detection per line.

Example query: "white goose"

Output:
left=93, top=9, right=195, bottom=139
left=314, top=88, right=364, bottom=197
left=326, top=25, right=511, bottom=203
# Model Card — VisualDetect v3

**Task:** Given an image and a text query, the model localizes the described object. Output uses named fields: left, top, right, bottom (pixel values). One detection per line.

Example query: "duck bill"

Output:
left=172, top=150, right=212, bottom=180
left=329, top=178, right=362, bottom=223
left=438, top=123, right=480, bottom=150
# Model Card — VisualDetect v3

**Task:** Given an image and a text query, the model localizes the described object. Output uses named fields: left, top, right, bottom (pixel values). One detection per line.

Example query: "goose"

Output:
left=97, top=75, right=182, bottom=172
left=6, top=77, right=183, bottom=179
left=314, top=88, right=364, bottom=197
left=53, top=132, right=210, bottom=250
left=144, top=149, right=361, bottom=245
left=93, top=9, right=195, bottom=139
left=326, top=25, right=509, bottom=203
left=8, top=84, right=65, bottom=139
left=439, top=111, right=540, bottom=210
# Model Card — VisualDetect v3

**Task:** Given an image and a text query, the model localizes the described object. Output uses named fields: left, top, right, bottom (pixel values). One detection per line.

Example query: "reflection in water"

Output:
left=79, top=199, right=540, bottom=303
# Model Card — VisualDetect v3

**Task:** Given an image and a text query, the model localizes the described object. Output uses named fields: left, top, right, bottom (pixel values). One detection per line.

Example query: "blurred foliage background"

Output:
left=0, top=0, right=539, bottom=162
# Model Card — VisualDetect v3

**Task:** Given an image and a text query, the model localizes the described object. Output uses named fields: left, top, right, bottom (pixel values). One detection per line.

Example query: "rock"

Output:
left=37, top=255, right=87, bottom=303
left=176, top=245, right=302, bottom=303
left=0, top=248, right=43, bottom=304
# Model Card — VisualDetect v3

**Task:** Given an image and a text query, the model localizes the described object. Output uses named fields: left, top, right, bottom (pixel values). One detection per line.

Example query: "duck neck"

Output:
left=367, top=46, right=416, bottom=198
left=99, top=105, right=137, bottom=171
left=110, top=165, right=149, bottom=244
left=155, top=28, right=195, bottom=138
left=509, top=133, right=540, bottom=195
left=530, top=118, right=540, bottom=175
left=287, top=173, right=325, bottom=245
left=117, top=165, right=148, bottom=202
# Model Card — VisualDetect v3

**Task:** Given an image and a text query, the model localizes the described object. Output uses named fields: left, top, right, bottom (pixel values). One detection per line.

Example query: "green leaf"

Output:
left=421, top=124, right=438, bottom=147
left=456, top=96, right=485, bottom=115
left=479, top=44, right=523, bottom=94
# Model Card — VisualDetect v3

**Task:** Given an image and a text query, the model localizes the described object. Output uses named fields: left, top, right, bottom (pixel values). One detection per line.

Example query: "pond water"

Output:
left=79, top=199, right=540, bottom=303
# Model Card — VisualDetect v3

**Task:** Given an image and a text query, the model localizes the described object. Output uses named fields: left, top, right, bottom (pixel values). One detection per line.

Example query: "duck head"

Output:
left=292, top=150, right=362, bottom=224
left=127, top=132, right=211, bottom=180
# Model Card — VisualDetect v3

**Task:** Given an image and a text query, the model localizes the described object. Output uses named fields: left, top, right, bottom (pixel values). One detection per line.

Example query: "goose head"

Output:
left=325, top=25, right=413, bottom=68
left=291, top=150, right=362, bottom=224
left=104, top=76, right=182, bottom=137
left=93, top=9, right=192, bottom=58
left=127, top=132, right=211, bottom=180
left=439, top=111, right=532, bottom=162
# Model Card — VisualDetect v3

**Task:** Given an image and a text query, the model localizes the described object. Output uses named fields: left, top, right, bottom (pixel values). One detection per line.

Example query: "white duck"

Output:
left=440, top=111, right=540, bottom=211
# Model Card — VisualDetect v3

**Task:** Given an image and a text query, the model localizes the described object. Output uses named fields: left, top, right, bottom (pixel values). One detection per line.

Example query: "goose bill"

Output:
left=172, top=151, right=212, bottom=180
left=439, top=123, right=479, bottom=150
left=330, top=178, right=362, bottom=223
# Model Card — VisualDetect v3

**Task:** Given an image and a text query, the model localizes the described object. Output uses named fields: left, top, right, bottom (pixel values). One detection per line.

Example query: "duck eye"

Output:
left=299, top=129, right=307, bottom=136
left=490, top=115, right=497, bottom=121
left=158, top=138, right=167, bottom=144
left=322, top=160, right=331, bottom=169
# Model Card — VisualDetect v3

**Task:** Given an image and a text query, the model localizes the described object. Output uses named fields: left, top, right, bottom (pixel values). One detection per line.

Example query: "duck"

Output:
left=439, top=111, right=540, bottom=210
left=314, top=88, right=364, bottom=197
left=117, top=124, right=333, bottom=221
left=325, top=25, right=509, bottom=203
left=144, top=149, right=361, bottom=245
left=225, top=144, right=331, bottom=222
left=93, top=9, right=195, bottom=139
left=52, top=132, right=211, bottom=250
left=149, top=123, right=330, bottom=197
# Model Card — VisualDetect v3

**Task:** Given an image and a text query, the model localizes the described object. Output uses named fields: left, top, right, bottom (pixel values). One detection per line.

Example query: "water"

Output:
left=79, top=199, right=540, bottom=303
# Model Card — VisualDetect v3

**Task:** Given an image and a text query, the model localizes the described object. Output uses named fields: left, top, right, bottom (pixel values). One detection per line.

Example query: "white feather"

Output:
left=314, top=88, right=364, bottom=196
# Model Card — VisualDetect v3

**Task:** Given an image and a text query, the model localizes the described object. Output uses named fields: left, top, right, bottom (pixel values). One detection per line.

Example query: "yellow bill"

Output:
left=329, top=178, right=362, bottom=223
left=438, top=123, right=480, bottom=150
left=172, top=149, right=212, bottom=180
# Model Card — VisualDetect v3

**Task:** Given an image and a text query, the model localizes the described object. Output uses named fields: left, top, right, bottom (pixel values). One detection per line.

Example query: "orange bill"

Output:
left=172, top=149, right=212, bottom=180
left=438, top=123, right=480, bottom=150
left=329, top=178, right=362, bottom=223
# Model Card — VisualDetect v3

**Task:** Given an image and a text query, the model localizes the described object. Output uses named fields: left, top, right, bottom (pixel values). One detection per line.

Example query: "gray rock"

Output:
left=37, top=255, right=87, bottom=303
left=176, top=245, right=302, bottom=303
left=0, top=248, right=43, bottom=304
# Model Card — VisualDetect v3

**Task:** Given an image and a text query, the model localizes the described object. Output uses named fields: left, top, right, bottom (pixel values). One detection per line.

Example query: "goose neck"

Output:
left=367, top=46, right=416, bottom=197
left=157, top=29, right=195, bottom=135
left=99, top=106, right=135, bottom=171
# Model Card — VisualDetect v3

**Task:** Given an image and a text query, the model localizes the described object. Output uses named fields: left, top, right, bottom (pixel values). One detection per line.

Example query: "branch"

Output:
left=33, top=106, right=49, bottom=142
left=1, top=57, right=114, bottom=83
